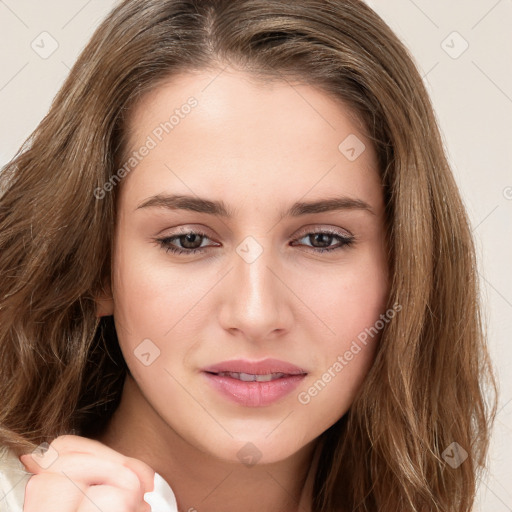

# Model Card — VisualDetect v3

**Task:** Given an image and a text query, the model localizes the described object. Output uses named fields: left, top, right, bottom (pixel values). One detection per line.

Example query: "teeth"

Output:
left=217, top=371, right=286, bottom=382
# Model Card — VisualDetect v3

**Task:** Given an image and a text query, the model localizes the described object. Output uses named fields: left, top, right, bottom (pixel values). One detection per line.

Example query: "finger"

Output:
left=20, top=452, right=143, bottom=496
left=24, top=474, right=150, bottom=512
left=21, top=435, right=155, bottom=494
left=77, top=485, right=149, bottom=512
left=123, top=456, right=158, bottom=495
left=23, top=472, right=83, bottom=512
left=53, top=435, right=156, bottom=493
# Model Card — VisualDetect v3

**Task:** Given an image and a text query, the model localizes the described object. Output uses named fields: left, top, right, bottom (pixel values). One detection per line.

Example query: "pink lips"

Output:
left=202, top=358, right=308, bottom=407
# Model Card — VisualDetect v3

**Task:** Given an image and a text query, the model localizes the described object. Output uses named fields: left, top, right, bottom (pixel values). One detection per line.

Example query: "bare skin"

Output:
left=21, top=65, right=388, bottom=512
left=20, top=435, right=155, bottom=512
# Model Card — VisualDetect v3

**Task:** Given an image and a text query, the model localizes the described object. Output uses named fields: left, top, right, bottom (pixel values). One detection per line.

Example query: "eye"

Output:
left=155, top=229, right=217, bottom=255
left=154, top=227, right=355, bottom=256
left=291, top=228, right=355, bottom=253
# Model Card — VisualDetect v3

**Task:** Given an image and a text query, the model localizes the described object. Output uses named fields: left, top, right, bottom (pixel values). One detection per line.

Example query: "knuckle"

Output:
left=50, top=433, right=76, bottom=449
left=121, top=465, right=143, bottom=492
left=125, top=457, right=155, bottom=491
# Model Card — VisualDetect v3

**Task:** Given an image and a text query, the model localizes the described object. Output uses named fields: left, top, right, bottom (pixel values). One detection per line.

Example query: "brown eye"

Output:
left=178, top=233, right=205, bottom=249
left=156, top=230, right=216, bottom=255
left=291, top=229, right=354, bottom=253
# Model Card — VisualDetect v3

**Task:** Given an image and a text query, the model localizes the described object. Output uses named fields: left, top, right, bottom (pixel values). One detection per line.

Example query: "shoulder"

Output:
left=0, top=445, right=31, bottom=512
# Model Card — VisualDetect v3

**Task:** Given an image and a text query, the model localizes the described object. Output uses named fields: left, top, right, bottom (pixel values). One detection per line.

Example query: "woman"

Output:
left=0, top=0, right=497, bottom=511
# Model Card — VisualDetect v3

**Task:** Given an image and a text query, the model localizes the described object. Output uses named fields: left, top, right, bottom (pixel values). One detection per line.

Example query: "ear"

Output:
left=95, top=282, right=114, bottom=317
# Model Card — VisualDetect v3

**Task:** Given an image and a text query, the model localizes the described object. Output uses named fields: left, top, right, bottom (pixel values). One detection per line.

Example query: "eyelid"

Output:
left=156, top=225, right=219, bottom=244
left=293, top=224, right=353, bottom=239
left=154, top=224, right=355, bottom=257
left=157, top=224, right=352, bottom=242
left=153, top=226, right=218, bottom=256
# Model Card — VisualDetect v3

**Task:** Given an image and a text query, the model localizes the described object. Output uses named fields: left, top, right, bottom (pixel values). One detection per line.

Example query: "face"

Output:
left=100, top=67, right=389, bottom=465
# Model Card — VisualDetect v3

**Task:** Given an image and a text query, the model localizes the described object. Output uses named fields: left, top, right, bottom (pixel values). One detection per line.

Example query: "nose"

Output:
left=217, top=238, right=293, bottom=341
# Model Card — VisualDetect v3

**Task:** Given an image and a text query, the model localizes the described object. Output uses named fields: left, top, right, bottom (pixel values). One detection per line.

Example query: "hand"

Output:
left=19, top=434, right=155, bottom=512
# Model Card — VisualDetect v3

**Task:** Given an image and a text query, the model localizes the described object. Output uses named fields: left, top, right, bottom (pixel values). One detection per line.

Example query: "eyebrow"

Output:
left=136, top=194, right=375, bottom=218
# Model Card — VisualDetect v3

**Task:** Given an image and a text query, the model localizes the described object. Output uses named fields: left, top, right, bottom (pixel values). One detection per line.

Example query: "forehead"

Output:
left=119, top=67, right=382, bottom=211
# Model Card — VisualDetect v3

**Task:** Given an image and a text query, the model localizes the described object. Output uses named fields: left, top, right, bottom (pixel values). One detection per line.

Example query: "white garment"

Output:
left=0, top=445, right=178, bottom=512
left=0, top=446, right=31, bottom=512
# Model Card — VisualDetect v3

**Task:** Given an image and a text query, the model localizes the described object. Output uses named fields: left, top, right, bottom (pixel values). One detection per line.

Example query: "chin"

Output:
left=194, top=428, right=313, bottom=467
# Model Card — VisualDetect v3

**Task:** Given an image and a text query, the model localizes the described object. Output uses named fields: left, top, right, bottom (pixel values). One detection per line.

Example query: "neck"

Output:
left=93, top=373, right=322, bottom=512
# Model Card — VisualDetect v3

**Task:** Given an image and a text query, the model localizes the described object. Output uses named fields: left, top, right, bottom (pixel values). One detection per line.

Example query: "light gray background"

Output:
left=0, top=1, right=511, bottom=510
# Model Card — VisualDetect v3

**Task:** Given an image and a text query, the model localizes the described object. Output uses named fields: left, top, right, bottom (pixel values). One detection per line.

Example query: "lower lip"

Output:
left=203, top=372, right=306, bottom=407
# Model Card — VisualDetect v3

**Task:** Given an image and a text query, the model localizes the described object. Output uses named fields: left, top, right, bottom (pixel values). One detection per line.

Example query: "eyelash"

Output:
left=155, top=228, right=355, bottom=256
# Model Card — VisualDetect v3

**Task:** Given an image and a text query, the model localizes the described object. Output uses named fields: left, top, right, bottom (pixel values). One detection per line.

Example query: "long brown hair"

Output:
left=0, top=1, right=498, bottom=510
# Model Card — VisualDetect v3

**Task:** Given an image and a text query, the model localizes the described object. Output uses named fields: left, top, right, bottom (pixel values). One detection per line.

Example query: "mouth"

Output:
left=201, top=358, right=308, bottom=407
left=208, top=371, right=290, bottom=382
left=202, top=357, right=308, bottom=376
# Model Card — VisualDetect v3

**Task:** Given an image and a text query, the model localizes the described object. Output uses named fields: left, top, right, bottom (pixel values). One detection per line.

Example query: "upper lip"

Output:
left=202, top=358, right=308, bottom=376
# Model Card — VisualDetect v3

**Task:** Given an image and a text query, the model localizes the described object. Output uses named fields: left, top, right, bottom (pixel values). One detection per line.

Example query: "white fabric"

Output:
left=143, top=472, right=178, bottom=511
left=0, top=446, right=31, bottom=512
left=0, top=445, right=178, bottom=512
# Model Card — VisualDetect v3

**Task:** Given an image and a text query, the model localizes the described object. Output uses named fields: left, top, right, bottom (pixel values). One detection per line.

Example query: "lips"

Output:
left=215, top=371, right=286, bottom=382
left=202, top=358, right=307, bottom=376
left=202, top=358, right=308, bottom=407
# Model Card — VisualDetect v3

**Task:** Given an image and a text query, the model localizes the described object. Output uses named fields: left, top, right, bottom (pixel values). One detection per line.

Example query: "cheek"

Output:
left=308, top=248, right=388, bottom=347
left=110, top=237, right=224, bottom=393
left=110, top=251, right=197, bottom=401
left=111, top=239, right=210, bottom=339
left=300, top=251, right=388, bottom=413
